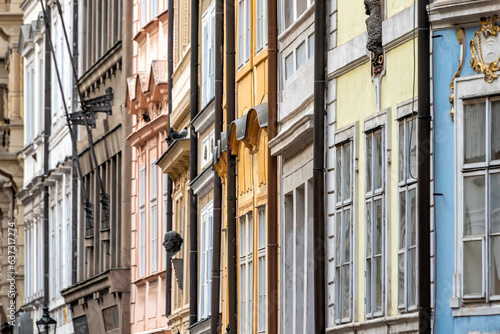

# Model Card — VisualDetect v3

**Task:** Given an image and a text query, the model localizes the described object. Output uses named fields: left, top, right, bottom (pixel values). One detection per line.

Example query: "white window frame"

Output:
left=364, top=126, right=385, bottom=318
left=199, top=200, right=214, bottom=320
left=281, top=0, right=314, bottom=31
left=453, top=75, right=500, bottom=316
left=150, top=160, right=158, bottom=274
left=201, top=130, right=215, bottom=168
left=201, top=3, right=215, bottom=108
left=163, top=174, right=169, bottom=270
left=239, top=211, right=253, bottom=334
left=139, top=167, right=146, bottom=277
left=397, top=112, right=418, bottom=312
left=255, top=0, right=268, bottom=53
left=257, top=206, right=266, bottom=333
left=237, top=0, right=251, bottom=68
left=151, top=0, right=159, bottom=19
left=333, top=124, right=355, bottom=324
left=25, top=63, right=34, bottom=144
left=140, top=0, right=147, bottom=27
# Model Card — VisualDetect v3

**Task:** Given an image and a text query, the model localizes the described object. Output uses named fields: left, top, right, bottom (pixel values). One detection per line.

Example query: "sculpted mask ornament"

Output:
left=365, top=0, right=384, bottom=76
left=470, top=16, right=500, bottom=83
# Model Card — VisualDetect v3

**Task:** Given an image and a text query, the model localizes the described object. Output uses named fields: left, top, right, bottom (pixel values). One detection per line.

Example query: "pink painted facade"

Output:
left=126, top=1, right=170, bottom=333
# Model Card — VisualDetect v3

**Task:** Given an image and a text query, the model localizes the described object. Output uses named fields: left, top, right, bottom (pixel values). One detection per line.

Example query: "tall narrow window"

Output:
left=365, top=128, right=385, bottom=317
left=199, top=201, right=213, bottom=319
left=256, top=0, right=267, bottom=52
left=141, top=0, right=146, bottom=27
left=238, top=0, right=250, bottom=68
left=139, top=167, right=146, bottom=277
left=151, top=0, right=159, bottom=18
left=163, top=174, right=169, bottom=269
left=239, top=211, right=253, bottom=334
left=257, top=207, right=266, bottom=333
left=201, top=3, right=215, bottom=108
left=335, top=140, right=353, bottom=323
left=459, top=98, right=500, bottom=300
left=150, top=160, right=158, bottom=274
left=398, top=115, right=417, bottom=310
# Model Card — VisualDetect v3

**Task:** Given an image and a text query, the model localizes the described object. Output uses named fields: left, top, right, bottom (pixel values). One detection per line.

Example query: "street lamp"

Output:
left=36, top=306, right=57, bottom=334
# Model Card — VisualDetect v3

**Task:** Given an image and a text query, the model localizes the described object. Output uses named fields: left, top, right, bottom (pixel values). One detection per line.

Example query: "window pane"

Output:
left=344, top=143, right=351, bottom=200
left=464, top=175, right=486, bottom=236
left=240, top=264, right=246, bottom=333
left=491, top=236, right=500, bottom=296
left=245, top=0, right=250, bottom=60
left=248, top=260, right=253, bottom=333
left=375, top=199, right=383, bottom=255
left=308, top=34, right=314, bottom=59
left=399, top=192, right=406, bottom=250
left=342, top=265, right=350, bottom=319
left=296, top=0, right=307, bottom=18
left=399, top=122, right=404, bottom=182
left=336, top=147, right=342, bottom=202
left=492, top=173, right=500, bottom=234
left=296, top=42, right=306, bottom=70
left=374, top=131, right=383, bottom=190
left=463, top=240, right=483, bottom=295
left=248, top=212, right=253, bottom=254
left=408, top=247, right=416, bottom=306
left=409, top=118, right=417, bottom=179
left=240, top=216, right=246, bottom=256
left=366, top=135, right=372, bottom=193
left=492, top=101, right=500, bottom=160
left=366, top=203, right=372, bottom=256
left=366, top=258, right=371, bottom=312
left=256, top=0, right=263, bottom=50
left=285, top=53, right=294, bottom=80
left=258, top=209, right=266, bottom=249
left=344, top=209, right=351, bottom=263
left=284, top=0, right=293, bottom=29
left=464, top=103, right=486, bottom=164
left=409, top=188, right=416, bottom=247
left=238, top=0, right=244, bottom=67
left=336, top=212, right=341, bottom=262
left=375, top=256, right=383, bottom=313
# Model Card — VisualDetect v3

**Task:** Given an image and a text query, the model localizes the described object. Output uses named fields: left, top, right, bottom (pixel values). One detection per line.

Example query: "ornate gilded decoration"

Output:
left=450, top=28, right=465, bottom=122
left=365, top=0, right=384, bottom=76
left=470, top=16, right=500, bottom=83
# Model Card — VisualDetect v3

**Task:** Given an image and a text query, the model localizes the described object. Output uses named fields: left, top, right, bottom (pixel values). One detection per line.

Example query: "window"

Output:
left=201, top=3, right=215, bottom=108
left=256, top=0, right=268, bottom=52
left=139, top=167, right=146, bottom=277
left=459, top=98, right=500, bottom=301
left=285, top=53, right=294, bottom=81
left=238, top=0, right=251, bottom=68
left=38, top=55, right=43, bottom=135
left=163, top=174, right=169, bottom=270
left=141, top=0, right=146, bottom=27
left=239, top=211, right=253, bottom=334
left=26, top=64, right=34, bottom=144
left=398, top=115, right=417, bottom=310
left=296, top=42, right=306, bottom=71
left=199, top=201, right=214, bottom=319
left=335, top=140, right=353, bottom=323
left=201, top=130, right=215, bottom=168
left=257, top=207, right=266, bottom=333
left=365, top=129, right=384, bottom=317
left=283, top=0, right=314, bottom=30
left=308, top=34, right=314, bottom=59
left=151, top=0, right=159, bottom=18
left=150, top=160, right=158, bottom=274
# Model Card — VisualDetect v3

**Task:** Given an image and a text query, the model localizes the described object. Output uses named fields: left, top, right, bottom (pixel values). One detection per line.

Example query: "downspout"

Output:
left=165, top=0, right=174, bottom=317
left=313, top=0, right=326, bottom=332
left=189, top=0, right=199, bottom=326
left=71, top=0, right=78, bottom=285
left=225, top=0, right=237, bottom=331
left=267, top=0, right=278, bottom=332
left=211, top=0, right=224, bottom=331
left=417, top=0, right=431, bottom=333
left=42, top=0, right=52, bottom=311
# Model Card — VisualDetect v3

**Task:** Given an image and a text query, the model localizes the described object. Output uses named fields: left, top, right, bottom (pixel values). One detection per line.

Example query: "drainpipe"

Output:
left=313, top=0, right=326, bottom=332
left=211, top=0, right=224, bottom=331
left=189, top=0, right=199, bottom=326
left=165, top=0, right=174, bottom=317
left=42, top=0, right=52, bottom=312
left=267, top=0, right=278, bottom=332
left=71, top=0, right=78, bottom=285
left=417, top=0, right=431, bottom=333
left=225, top=0, right=237, bottom=331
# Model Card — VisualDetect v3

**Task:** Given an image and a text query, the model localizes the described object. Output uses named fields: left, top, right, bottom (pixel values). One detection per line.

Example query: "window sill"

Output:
left=451, top=299, right=500, bottom=317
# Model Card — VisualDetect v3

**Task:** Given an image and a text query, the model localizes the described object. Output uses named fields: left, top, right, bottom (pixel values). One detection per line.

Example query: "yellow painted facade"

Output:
left=334, top=1, right=417, bottom=324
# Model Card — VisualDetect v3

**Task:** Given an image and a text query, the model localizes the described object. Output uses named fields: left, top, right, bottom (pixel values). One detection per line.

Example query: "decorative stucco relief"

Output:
left=470, top=15, right=500, bottom=83
left=450, top=28, right=465, bottom=122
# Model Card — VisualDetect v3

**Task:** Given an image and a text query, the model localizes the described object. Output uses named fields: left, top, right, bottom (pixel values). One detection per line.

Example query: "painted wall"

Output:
left=433, top=26, right=500, bottom=333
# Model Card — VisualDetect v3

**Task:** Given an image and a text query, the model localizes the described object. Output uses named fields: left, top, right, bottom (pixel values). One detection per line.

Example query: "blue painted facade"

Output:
left=433, top=25, right=500, bottom=332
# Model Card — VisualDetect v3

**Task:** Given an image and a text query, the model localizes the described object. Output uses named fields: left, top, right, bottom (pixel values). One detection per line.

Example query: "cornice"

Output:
left=428, top=0, right=500, bottom=30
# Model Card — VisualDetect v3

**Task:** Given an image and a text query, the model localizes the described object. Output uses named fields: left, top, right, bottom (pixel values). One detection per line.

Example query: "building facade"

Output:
left=430, top=0, right=500, bottom=332
left=0, top=1, right=24, bottom=333
left=125, top=0, right=170, bottom=333
left=325, top=0, right=423, bottom=332
left=60, top=1, right=132, bottom=333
